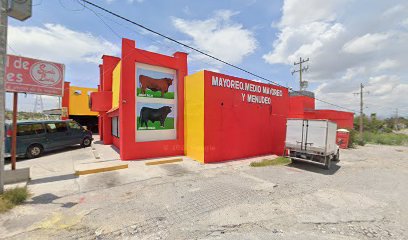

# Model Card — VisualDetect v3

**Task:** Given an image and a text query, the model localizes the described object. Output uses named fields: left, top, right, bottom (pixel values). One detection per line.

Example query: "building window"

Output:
left=112, top=117, right=119, bottom=138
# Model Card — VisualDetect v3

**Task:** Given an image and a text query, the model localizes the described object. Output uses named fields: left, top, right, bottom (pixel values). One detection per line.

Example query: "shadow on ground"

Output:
left=29, top=193, right=60, bottom=205
left=288, top=160, right=341, bottom=175
left=29, top=173, right=78, bottom=185
left=28, top=193, right=79, bottom=208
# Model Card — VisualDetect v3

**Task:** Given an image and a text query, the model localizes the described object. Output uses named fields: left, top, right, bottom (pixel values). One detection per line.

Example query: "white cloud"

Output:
left=145, top=45, right=160, bottom=52
left=377, top=59, right=400, bottom=71
left=264, top=22, right=345, bottom=64
left=263, top=0, right=408, bottom=116
left=382, top=4, right=407, bottom=17
left=279, top=0, right=348, bottom=27
left=172, top=10, right=257, bottom=66
left=342, top=33, right=389, bottom=54
left=402, top=18, right=408, bottom=28
left=8, top=23, right=120, bottom=64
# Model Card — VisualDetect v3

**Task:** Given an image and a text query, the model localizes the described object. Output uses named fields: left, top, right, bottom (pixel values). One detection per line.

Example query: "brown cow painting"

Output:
left=139, top=75, right=174, bottom=97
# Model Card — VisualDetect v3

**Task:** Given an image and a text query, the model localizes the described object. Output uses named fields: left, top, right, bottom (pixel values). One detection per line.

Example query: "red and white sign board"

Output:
left=5, top=55, right=65, bottom=96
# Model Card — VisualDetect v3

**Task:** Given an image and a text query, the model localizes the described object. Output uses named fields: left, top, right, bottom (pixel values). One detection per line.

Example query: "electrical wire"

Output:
left=79, top=0, right=359, bottom=113
left=59, top=0, right=84, bottom=12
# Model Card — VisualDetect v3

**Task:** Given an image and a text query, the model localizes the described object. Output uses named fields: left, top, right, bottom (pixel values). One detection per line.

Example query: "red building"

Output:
left=90, top=38, right=187, bottom=160
left=288, top=91, right=354, bottom=129
left=185, top=71, right=289, bottom=163
left=91, top=38, right=352, bottom=162
left=90, top=38, right=289, bottom=162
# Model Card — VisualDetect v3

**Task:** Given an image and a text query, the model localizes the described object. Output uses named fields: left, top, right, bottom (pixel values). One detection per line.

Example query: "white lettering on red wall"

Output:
left=211, top=75, right=282, bottom=105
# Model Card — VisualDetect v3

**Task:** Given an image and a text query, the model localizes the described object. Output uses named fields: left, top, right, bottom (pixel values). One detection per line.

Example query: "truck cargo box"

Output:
left=285, top=119, right=339, bottom=169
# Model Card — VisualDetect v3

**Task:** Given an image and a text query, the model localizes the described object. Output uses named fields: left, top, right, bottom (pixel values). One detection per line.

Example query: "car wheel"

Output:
left=290, top=158, right=299, bottom=164
left=81, top=137, right=92, bottom=147
left=323, top=156, right=331, bottom=170
left=333, top=150, right=340, bottom=162
left=26, top=144, right=43, bottom=159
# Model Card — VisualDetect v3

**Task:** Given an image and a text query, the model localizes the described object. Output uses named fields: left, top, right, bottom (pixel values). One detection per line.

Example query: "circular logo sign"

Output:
left=30, top=62, right=62, bottom=86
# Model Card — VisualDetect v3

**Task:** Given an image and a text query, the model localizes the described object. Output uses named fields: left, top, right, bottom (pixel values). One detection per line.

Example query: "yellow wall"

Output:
left=69, top=86, right=98, bottom=116
left=112, top=60, right=121, bottom=109
left=184, top=71, right=205, bottom=163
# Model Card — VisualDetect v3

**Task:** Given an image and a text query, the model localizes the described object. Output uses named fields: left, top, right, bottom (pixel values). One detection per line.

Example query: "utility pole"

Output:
left=292, top=57, right=309, bottom=91
left=0, top=0, right=8, bottom=194
left=353, top=83, right=369, bottom=136
left=395, top=108, right=399, bottom=130
left=359, top=83, right=363, bottom=135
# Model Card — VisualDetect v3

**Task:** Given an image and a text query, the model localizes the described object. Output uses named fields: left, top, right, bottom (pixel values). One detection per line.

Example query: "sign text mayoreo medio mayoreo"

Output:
left=211, top=75, right=283, bottom=105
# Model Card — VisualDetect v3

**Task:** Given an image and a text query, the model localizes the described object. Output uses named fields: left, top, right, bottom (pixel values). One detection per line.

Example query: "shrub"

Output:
left=0, top=187, right=30, bottom=213
left=362, top=132, right=408, bottom=146
left=348, top=129, right=365, bottom=147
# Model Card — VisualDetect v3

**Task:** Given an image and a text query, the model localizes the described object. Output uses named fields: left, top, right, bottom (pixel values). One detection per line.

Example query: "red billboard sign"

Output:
left=5, top=55, right=65, bottom=96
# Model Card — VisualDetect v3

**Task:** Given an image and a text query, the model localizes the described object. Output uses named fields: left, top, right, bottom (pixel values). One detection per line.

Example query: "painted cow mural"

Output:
left=139, top=106, right=172, bottom=127
left=139, top=75, right=173, bottom=97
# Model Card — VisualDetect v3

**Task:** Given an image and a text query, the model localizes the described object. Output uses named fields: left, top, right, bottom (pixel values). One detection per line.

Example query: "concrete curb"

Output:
left=4, top=168, right=30, bottom=184
left=75, top=164, right=128, bottom=176
left=145, top=158, right=183, bottom=166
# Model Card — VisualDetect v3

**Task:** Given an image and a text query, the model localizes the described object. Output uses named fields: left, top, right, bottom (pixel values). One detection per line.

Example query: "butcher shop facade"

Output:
left=90, top=38, right=352, bottom=162
left=90, top=38, right=187, bottom=160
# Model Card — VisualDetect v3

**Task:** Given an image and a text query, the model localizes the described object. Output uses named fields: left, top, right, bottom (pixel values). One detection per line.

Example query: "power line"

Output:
left=79, top=0, right=358, bottom=113
left=81, top=3, right=241, bottom=85
left=59, top=0, right=84, bottom=12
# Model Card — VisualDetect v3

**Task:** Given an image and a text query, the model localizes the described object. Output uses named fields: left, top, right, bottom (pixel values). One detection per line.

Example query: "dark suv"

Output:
left=4, top=120, right=93, bottom=158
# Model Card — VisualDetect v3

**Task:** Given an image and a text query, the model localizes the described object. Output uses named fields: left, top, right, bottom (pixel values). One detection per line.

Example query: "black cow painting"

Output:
left=139, top=106, right=173, bottom=129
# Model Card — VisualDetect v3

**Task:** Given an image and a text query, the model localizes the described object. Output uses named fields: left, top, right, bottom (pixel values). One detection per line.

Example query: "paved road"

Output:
left=1, top=144, right=407, bottom=239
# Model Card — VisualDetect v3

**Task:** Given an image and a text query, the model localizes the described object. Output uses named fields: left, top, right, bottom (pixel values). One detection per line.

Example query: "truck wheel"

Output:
left=323, top=156, right=331, bottom=170
left=26, top=144, right=43, bottom=159
left=333, top=150, right=340, bottom=162
left=81, top=137, right=92, bottom=148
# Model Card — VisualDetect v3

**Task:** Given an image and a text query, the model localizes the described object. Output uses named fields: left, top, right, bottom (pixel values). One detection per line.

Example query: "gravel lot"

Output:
left=0, top=143, right=407, bottom=239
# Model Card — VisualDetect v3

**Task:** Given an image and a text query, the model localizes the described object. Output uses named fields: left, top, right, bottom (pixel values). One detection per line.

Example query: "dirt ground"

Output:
left=0, top=143, right=407, bottom=240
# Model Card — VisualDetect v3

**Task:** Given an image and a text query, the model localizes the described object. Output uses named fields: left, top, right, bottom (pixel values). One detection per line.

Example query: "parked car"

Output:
left=4, top=120, right=93, bottom=159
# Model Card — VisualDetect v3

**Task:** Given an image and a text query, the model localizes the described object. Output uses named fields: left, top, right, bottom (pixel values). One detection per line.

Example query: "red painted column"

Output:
left=102, top=55, right=120, bottom=92
left=100, top=56, right=120, bottom=145
left=173, top=52, right=188, bottom=151
left=119, top=38, right=136, bottom=159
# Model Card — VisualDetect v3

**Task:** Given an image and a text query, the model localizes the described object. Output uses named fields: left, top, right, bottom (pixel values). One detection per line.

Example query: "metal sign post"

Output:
left=11, top=92, right=17, bottom=170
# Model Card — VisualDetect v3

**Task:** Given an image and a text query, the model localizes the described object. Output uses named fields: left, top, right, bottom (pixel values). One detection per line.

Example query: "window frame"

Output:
left=111, top=117, right=119, bottom=138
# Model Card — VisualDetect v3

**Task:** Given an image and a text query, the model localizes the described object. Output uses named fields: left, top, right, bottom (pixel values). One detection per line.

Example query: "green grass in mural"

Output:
left=137, top=88, right=174, bottom=99
left=137, top=117, right=174, bottom=130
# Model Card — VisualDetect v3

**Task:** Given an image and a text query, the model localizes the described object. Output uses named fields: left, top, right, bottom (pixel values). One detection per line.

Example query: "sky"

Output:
left=5, top=0, right=408, bottom=118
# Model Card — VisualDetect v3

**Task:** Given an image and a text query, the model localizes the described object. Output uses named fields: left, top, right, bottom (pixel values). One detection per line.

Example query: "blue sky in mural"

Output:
left=6, top=0, right=408, bottom=117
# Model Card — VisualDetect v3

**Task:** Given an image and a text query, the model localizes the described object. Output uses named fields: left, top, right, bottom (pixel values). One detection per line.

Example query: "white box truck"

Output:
left=285, top=119, right=339, bottom=169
